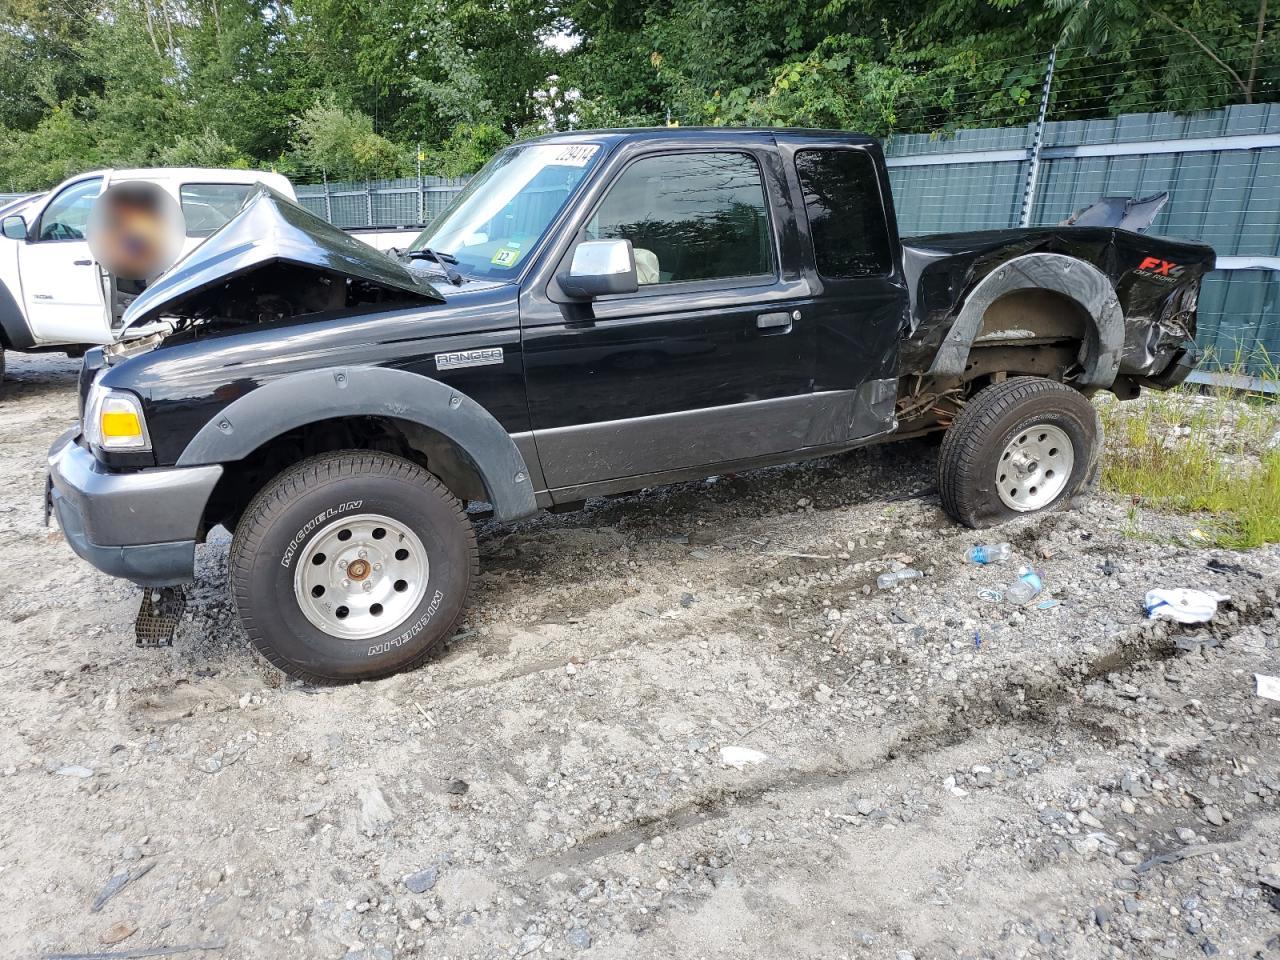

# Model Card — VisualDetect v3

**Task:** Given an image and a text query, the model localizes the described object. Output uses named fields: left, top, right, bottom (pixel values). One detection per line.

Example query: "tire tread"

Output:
left=228, top=451, right=478, bottom=683
left=937, top=376, right=1099, bottom=528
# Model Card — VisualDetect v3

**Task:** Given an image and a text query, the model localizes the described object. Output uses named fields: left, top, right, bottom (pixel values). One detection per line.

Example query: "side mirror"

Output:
left=2, top=215, right=27, bottom=240
left=559, top=239, right=638, bottom=299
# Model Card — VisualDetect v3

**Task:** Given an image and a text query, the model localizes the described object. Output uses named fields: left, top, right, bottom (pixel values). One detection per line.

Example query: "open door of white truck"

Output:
left=16, top=176, right=112, bottom=345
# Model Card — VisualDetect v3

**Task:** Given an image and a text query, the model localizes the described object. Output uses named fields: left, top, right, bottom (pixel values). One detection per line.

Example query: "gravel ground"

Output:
left=2, top=352, right=1278, bottom=960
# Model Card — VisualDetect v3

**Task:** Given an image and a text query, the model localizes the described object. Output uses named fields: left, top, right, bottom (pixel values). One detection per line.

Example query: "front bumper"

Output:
left=47, top=429, right=223, bottom=586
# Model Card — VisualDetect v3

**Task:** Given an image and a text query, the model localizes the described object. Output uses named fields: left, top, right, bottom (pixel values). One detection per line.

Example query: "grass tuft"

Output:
left=1098, top=362, right=1280, bottom=549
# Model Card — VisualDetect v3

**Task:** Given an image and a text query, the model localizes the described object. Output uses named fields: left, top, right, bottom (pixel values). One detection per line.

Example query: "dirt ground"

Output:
left=2, top=352, right=1278, bottom=960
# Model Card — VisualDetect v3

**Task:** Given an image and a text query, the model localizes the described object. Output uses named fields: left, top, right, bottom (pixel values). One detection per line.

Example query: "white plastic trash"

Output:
left=719, top=746, right=767, bottom=770
left=1143, top=588, right=1229, bottom=624
left=1256, top=674, right=1280, bottom=702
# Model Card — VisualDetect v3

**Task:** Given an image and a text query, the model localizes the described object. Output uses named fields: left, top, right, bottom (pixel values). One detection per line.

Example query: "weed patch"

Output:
left=1099, top=382, right=1280, bottom=548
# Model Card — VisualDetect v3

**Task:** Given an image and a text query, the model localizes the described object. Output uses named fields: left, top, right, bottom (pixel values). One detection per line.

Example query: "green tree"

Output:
left=0, top=0, right=98, bottom=132
left=291, top=96, right=408, bottom=179
left=1049, top=0, right=1274, bottom=104
left=158, top=127, right=252, bottom=167
left=431, top=122, right=511, bottom=176
left=0, top=0, right=1275, bottom=194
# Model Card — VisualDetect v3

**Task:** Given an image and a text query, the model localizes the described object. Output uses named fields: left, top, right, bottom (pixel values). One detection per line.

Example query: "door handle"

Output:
left=73, top=259, right=93, bottom=266
left=756, top=311, right=795, bottom=334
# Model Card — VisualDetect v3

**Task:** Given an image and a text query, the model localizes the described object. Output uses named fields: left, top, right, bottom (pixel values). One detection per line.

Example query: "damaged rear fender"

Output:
left=175, top=366, right=538, bottom=522
left=928, top=253, right=1124, bottom=388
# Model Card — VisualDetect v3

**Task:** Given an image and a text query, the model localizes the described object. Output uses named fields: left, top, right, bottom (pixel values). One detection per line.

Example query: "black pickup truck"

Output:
left=47, top=127, right=1213, bottom=681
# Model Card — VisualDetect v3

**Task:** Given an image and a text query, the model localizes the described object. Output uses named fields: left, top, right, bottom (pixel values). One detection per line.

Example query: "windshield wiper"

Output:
left=403, top=247, right=464, bottom=286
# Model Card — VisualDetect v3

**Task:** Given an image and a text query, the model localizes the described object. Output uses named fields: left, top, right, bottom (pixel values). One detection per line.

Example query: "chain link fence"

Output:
left=294, top=177, right=469, bottom=229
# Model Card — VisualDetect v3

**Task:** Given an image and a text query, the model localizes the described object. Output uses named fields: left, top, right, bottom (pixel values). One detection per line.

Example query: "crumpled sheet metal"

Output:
left=928, top=252, right=1124, bottom=388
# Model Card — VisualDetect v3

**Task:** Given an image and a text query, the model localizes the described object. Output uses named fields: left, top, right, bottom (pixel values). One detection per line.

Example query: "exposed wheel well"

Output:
left=897, top=290, right=1100, bottom=436
left=960, top=289, right=1092, bottom=385
left=975, top=289, right=1089, bottom=343
left=199, top=415, right=490, bottom=537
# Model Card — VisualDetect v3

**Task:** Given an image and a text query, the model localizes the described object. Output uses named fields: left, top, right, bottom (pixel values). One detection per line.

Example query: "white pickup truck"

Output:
left=0, top=167, right=295, bottom=388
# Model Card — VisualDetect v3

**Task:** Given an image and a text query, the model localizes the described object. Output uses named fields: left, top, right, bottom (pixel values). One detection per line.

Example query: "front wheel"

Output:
left=229, top=451, right=477, bottom=682
left=937, top=376, right=1101, bottom=528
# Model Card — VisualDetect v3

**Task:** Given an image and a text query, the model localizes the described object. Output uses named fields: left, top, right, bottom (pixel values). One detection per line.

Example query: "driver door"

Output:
left=18, top=176, right=108, bottom=344
left=522, top=148, right=823, bottom=495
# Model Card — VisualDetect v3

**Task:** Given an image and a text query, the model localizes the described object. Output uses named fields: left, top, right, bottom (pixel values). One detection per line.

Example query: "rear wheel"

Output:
left=938, top=376, right=1100, bottom=528
left=229, top=451, right=477, bottom=682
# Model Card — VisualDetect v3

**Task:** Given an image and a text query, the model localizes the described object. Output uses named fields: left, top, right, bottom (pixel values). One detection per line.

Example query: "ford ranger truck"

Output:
left=46, top=128, right=1214, bottom=681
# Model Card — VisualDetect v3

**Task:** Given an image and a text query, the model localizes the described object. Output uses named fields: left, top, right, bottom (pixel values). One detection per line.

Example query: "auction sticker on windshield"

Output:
left=552, top=145, right=598, bottom=167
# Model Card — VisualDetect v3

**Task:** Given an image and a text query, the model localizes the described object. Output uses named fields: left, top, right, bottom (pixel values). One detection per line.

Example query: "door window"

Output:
left=590, top=152, right=773, bottom=286
left=181, top=183, right=254, bottom=237
left=794, top=150, right=892, bottom=278
left=36, top=177, right=103, bottom=242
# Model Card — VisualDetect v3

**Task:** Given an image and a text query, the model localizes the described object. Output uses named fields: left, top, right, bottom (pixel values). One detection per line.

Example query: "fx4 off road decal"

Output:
left=281, top=500, right=363, bottom=568
left=367, top=590, right=444, bottom=656
left=1137, top=256, right=1185, bottom=282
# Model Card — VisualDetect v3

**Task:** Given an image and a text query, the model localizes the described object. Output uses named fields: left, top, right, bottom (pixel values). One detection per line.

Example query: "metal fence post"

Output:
left=366, top=182, right=374, bottom=228
left=323, top=173, right=333, bottom=224
left=417, top=147, right=425, bottom=226
left=1018, top=47, right=1057, bottom=228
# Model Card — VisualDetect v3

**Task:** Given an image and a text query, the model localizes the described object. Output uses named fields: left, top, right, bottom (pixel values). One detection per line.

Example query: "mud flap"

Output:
left=135, top=586, right=186, bottom=647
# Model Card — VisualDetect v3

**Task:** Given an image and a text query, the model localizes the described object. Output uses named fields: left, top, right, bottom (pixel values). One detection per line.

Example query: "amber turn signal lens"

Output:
left=101, top=410, right=143, bottom=438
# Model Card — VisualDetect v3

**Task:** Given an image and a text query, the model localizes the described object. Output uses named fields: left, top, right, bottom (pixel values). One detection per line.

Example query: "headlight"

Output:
left=84, top=382, right=151, bottom=451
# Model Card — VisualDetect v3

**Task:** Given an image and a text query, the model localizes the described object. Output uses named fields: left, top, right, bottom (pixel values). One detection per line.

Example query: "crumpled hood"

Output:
left=120, top=184, right=442, bottom=333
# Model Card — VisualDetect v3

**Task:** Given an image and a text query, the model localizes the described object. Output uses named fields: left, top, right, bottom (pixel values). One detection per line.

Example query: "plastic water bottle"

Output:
left=966, top=542, right=1012, bottom=565
left=877, top=568, right=922, bottom=590
left=1005, top=567, right=1045, bottom=605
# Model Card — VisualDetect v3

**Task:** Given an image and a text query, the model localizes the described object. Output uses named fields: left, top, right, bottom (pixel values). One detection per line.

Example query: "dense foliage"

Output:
left=0, top=0, right=1273, bottom=190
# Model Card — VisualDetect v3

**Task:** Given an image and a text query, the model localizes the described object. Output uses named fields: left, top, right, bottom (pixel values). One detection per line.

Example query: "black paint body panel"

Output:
left=900, top=227, right=1215, bottom=376
left=101, top=281, right=527, bottom=467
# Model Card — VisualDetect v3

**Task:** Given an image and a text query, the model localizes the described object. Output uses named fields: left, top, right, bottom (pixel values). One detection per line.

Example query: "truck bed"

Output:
left=898, top=225, right=1215, bottom=389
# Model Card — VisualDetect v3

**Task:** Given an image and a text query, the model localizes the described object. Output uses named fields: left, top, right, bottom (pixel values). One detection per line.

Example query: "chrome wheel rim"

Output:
left=996, top=424, right=1074, bottom=511
left=293, top=513, right=429, bottom=640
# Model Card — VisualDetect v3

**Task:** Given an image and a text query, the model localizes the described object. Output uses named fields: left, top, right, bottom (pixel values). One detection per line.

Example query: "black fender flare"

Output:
left=927, top=253, right=1124, bottom=388
left=0, top=278, right=34, bottom=350
left=176, top=366, right=538, bottom=522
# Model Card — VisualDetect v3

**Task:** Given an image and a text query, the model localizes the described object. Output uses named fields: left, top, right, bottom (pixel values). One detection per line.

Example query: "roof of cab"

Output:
left=107, top=167, right=291, bottom=184
left=56, top=168, right=296, bottom=198
left=518, top=126, right=880, bottom=148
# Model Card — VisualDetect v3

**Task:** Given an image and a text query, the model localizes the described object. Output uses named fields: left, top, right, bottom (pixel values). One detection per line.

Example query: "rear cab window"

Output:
left=794, top=149, right=892, bottom=278
left=181, top=183, right=254, bottom=238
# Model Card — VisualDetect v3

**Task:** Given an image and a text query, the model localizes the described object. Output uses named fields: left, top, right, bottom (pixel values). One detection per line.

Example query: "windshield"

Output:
left=408, top=142, right=602, bottom=279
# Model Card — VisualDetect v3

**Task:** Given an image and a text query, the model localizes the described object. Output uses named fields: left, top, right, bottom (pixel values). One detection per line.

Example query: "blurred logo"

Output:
left=87, top=182, right=185, bottom=281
